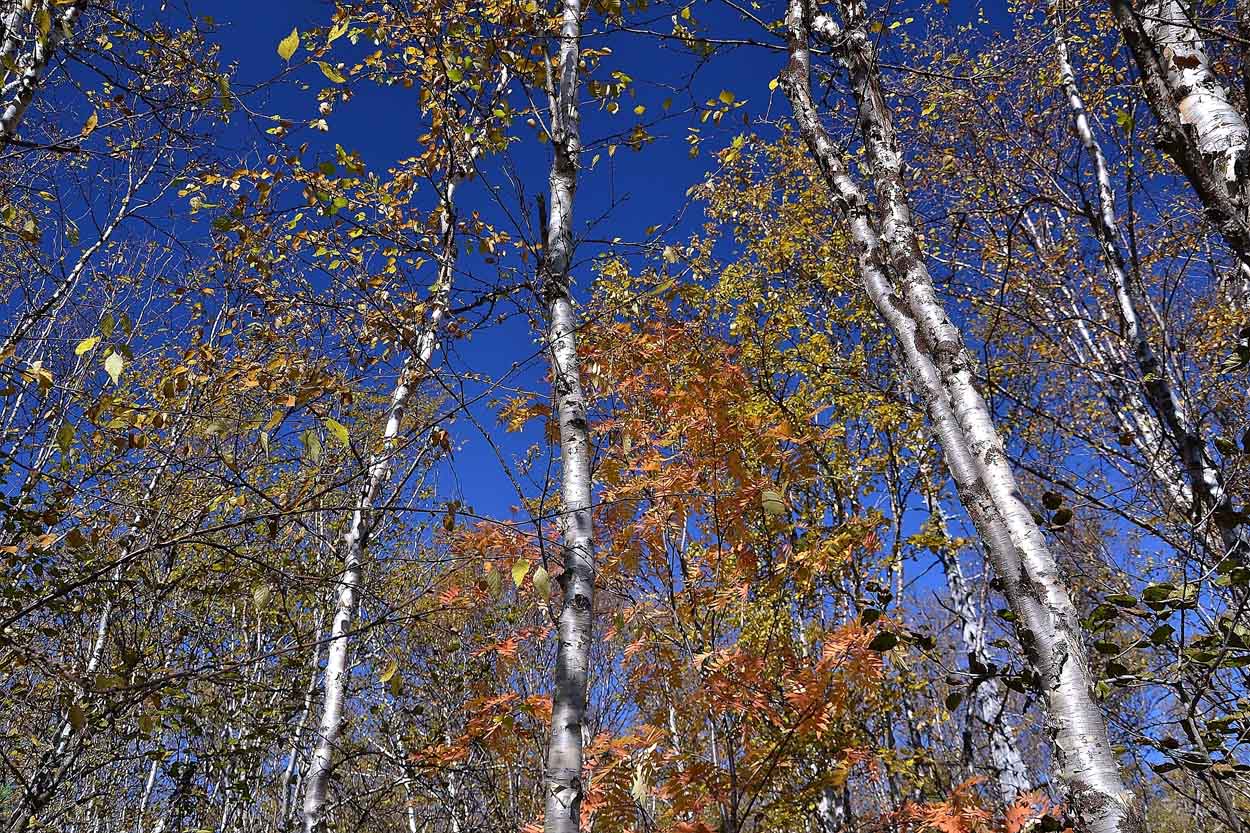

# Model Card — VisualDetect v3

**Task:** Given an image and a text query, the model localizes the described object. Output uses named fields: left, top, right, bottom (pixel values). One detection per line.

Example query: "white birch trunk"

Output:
left=279, top=628, right=324, bottom=828
left=1051, top=4, right=1244, bottom=564
left=928, top=494, right=1031, bottom=803
left=300, top=171, right=461, bottom=833
left=780, top=3, right=1140, bottom=830
left=539, top=3, right=596, bottom=833
left=0, top=1, right=85, bottom=142
left=1111, top=0, right=1250, bottom=278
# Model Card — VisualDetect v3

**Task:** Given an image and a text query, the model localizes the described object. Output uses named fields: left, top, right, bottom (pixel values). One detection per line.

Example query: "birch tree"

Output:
left=538, top=2, right=597, bottom=831
left=779, top=2, right=1140, bottom=829
left=301, top=159, right=465, bottom=833
left=0, top=1, right=86, bottom=144
left=1050, top=2, right=1248, bottom=567
left=1110, top=0, right=1250, bottom=286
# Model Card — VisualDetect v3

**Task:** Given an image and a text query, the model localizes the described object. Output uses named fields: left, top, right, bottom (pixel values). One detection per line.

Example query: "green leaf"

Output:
left=324, top=417, right=349, bottom=447
left=277, top=28, right=299, bottom=62
left=1220, top=347, right=1250, bottom=373
left=446, top=65, right=463, bottom=83
left=317, top=61, right=346, bottom=83
left=868, top=631, right=899, bottom=652
left=55, top=422, right=75, bottom=454
left=301, top=429, right=321, bottom=463
left=252, top=585, right=271, bottom=608
left=484, top=568, right=501, bottom=595
left=512, top=559, right=530, bottom=588
left=104, top=351, right=125, bottom=385
left=100, top=313, right=115, bottom=337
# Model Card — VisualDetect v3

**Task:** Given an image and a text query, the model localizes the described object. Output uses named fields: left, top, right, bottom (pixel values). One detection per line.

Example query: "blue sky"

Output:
left=190, top=0, right=1017, bottom=549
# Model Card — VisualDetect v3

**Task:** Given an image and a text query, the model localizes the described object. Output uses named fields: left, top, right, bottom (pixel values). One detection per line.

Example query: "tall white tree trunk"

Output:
left=300, top=170, right=462, bottom=833
left=927, top=492, right=1031, bottom=803
left=279, top=626, right=323, bottom=828
left=1052, top=3, right=1244, bottom=562
left=1111, top=0, right=1250, bottom=279
left=779, top=3, right=1140, bottom=830
left=0, top=1, right=86, bottom=143
left=539, top=3, right=595, bottom=833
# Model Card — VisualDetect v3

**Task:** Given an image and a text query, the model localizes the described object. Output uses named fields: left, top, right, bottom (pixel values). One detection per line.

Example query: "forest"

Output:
left=2, top=0, right=1250, bottom=831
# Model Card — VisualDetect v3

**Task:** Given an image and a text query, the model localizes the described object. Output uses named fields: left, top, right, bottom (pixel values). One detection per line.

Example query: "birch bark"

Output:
left=927, top=491, right=1031, bottom=803
left=300, top=169, right=462, bottom=833
left=1052, top=3, right=1246, bottom=564
left=0, top=1, right=86, bottom=143
left=1110, top=0, right=1250, bottom=281
left=779, top=2, right=1140, bottom=829
left=539, top=3, right=596, bottom=832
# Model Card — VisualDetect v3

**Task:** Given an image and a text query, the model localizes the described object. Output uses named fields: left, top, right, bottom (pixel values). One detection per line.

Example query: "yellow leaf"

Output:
left=378, top=658, right=399, bottom=683
left=525, top=0, right=539, bottom=11
left=512, top=559, right=530, bottom=588
left=327, top=20, right=348, bottom=44
left=74, top=336, right=99, bottom=355
left=104, top=351, right=124, bottom=385
left=532, top=566, right=551, bottom=597
left=317, top=61, right=346, bottom=83
left=633, top=104, right=645, bottom=115
left=761, top=489, right=786, bottom=517
left=718, top=89, right=735, bottom=105
left=277, top=28, right=299, bottom=62
left=81, top=110, right=98, bottom=138
left=324, top=417, right=349, bottom=446
left=768, top=77, right=779, bottom=91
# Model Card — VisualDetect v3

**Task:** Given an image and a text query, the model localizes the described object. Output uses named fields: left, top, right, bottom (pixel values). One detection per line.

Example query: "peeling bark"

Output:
left=539, top=2, right=596, bottom=832
left=1054, top=3, right=1246, bottom=564
left=779, top=2, right=1141, bottom=830
left=0, top=1, right=86, bottom=143
left=1111, top=0, right=1250, bottom=285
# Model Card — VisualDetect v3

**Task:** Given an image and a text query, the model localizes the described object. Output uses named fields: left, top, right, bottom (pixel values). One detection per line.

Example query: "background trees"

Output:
left=2, top=1, right=1250, bottom=832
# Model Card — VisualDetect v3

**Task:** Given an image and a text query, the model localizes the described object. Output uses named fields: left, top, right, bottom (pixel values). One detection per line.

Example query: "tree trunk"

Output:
left=540, top=2, right=596, bottom=832
left=301, top=171, right=461, bottom=833
left=928, top=492, right=1032, bottom=803
left=1053, top=1, right=1246, bottom=564
left=0, top=1, right=86, bottom=143
left=779, top=2, right=1140, bottom=830
left=1110, top=0, right=1250, bottom=280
